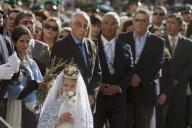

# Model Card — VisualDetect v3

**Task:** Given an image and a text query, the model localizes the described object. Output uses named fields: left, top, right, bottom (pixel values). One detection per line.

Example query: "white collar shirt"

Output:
left=101, top=35, right=116, bottom=66
left=133, top=32, right=148, bottom=64
left=168, top=34, right=179, bottom=51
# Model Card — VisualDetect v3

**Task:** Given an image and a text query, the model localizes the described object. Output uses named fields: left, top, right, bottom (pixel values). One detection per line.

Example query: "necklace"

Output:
left=103, top=41, right=116, bottom=74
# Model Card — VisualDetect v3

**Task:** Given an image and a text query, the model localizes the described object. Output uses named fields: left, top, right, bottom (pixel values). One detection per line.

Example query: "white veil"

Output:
left=37, top=71, right=93, bottom=128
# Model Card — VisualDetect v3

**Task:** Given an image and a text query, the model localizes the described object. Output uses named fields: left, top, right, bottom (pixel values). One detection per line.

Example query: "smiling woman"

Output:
left=37, top=17, right=61, bottom=52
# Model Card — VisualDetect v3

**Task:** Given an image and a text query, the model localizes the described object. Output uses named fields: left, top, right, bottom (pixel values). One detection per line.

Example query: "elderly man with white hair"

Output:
left=51, top=11, right=102, bottom=106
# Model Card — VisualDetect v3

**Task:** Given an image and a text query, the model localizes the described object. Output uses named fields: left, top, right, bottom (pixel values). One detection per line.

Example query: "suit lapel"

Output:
left=98, top=37, right=110, bottom=74
left=84, top=40, right=93, bottom=71
left=136, top=33, right=151, bottom=65
left=173, top=36, right=183, bottom=59
left=84, top=39, right=90, bottom=56
left=165, top=35, right=182, bottom=58
left=129, top=32, right=136, bottom=61
left=68, top=34, right=87, bottom=69
left=165, top=36, right=173, bottom=57
left=112, top=39, right=119, bottom=71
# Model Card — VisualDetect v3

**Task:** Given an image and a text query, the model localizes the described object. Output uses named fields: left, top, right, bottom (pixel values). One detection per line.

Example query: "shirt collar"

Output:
left=168, top=34, right=180, bottom=43
left=71, top=33, right=84, bottom=44
left=101, top=35, right=116, bottom=47
left=133, top=31, right=148, bottom=41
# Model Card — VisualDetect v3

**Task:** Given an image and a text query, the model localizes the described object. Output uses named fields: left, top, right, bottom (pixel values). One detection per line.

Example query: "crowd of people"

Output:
left=0, top=0, right=192, bottom=128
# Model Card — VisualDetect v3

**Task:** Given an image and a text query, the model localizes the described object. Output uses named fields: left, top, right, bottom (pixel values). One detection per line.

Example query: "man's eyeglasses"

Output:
left=153, top=13, right=165, bottom=16
left=134, top=19, right=147, bottom=23
left=44, top=24, right=58, bottom=32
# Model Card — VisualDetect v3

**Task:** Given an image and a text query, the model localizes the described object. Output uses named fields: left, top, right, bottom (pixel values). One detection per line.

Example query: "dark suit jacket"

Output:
left=164, top=35, right=192, bottom=128
left=165, top=35, right=192, bottom=96
left=97, top=37, right=134, bottom=93
left=159, top=54, right=175, bottom=105
left=51, top=34, right=102, bottom=95
left=95, top=36, right=134, bottom=120
left=119, top=32, right=164, bottom=105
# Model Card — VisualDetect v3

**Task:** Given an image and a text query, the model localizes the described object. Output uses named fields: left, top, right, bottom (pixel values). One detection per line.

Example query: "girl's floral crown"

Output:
left=63, top=61, right=80, bottom=79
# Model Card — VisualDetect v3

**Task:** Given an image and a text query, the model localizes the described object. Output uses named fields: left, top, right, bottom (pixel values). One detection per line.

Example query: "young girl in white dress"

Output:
left=37, top=62, right=93, bottom=128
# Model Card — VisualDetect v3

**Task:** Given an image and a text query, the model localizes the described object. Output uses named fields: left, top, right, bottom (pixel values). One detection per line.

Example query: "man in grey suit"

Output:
left=164, top=13, right=192, bottom=128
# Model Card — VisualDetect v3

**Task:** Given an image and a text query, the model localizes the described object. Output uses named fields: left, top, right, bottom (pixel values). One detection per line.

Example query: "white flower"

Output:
left=59, top=91, right=75, bottom=101
left=67, top=91, right=75, bottom=99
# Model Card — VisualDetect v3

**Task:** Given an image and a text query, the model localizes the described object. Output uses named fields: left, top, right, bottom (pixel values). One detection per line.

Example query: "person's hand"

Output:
left=100, top=83, right=121, bottom=96
left=40, top=81, right=52, bottom=91
left=59, top=112, right=74, bottom=124
left=8, top=52, right=20, bottom=73
left=104, top=84, right=121, bottom=96
left=0, top=63, right=15, bottom=80
left=158, top=94, right=167, bottom=106
left=17, top=80, right=39, bottom=100
left=173, top=80, right=178, bottom=86
left=99, top=83, right=110, bottom=95
left=88, top=95, right=95, bottom=106
left=130, top=74, right=141, bottom=87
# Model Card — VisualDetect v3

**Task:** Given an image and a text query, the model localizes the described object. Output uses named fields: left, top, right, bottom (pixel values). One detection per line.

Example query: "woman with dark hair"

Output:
left=90, top=15, right=102, bottom=41
left=121, top=17, right=134, bottom=33
left=6, top=25, right=43, bottom=128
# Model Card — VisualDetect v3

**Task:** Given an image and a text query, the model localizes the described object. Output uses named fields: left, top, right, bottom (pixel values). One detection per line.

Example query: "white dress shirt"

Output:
left=101, top=35, right=116, bottom=68
left=168, top=34, right=179, bottom=53
left=133, top=32, right=148, bottom=64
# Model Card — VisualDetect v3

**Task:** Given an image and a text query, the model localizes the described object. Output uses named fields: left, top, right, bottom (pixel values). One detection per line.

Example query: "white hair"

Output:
left=70, top=11, right=90, bottom=26
left=103, top=12, right=120, bottom=27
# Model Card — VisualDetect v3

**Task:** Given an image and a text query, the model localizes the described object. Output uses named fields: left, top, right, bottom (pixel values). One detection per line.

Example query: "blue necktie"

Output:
left=78, top=42, right=87, bottom=66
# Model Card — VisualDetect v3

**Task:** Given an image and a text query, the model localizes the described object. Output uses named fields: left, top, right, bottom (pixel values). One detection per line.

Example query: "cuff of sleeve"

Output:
left=118, top=87, right=122, bottom=93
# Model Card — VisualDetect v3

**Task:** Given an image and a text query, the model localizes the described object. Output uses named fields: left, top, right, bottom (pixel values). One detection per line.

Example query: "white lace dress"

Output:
left=56, top=96, right=77, bottom=128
